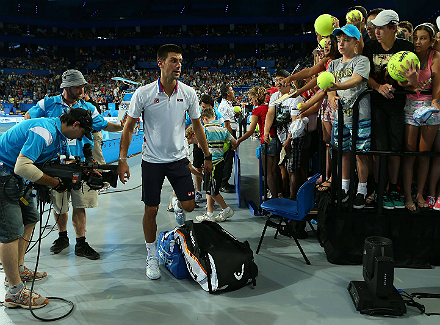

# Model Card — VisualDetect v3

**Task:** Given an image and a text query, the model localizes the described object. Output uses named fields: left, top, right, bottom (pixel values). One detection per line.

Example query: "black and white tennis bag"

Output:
left=175, top=220, right=258, bottom=293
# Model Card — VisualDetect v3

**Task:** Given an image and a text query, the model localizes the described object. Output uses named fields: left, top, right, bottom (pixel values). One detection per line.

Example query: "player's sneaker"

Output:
left=146, top=255, right=161, bottom=280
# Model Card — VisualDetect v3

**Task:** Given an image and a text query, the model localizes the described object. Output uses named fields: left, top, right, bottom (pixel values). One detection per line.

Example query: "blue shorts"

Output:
left=333, top=120, right=371, bottom=153
left=141, top=158, right=195, bottom=207
left=261, top=137, right=281, bottom=157
left=0, top=165, right=40, bottom=243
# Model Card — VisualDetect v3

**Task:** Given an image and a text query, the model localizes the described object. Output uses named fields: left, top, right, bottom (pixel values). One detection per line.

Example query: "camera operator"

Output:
left=25, top=69, right=125, bottom=260
left=0, top=108, right=93, bottom=309
left=84, top=92, right=106, bottom=165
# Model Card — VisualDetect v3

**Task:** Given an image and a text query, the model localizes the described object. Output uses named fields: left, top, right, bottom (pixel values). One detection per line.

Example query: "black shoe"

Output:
left=353, top=193, right=366, bottom=209
left=220, top=184, right=235, bottom=193
left=75, top=242, right=100, bottom=260
left=334, top=190, right=349, bottom=203
left=50, top=236, right=69, bottom=254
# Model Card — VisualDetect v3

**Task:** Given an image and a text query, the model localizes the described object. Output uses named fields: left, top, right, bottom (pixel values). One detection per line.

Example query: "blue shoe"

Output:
left=174, top=209, right=186, bottom=226
left=389, top=191, right=405, bottom=209
left=172, top=195, right=186, bottom=226
left=195, top=191, right=204, bottom=203
left=382, top=194, right=394, bottom=210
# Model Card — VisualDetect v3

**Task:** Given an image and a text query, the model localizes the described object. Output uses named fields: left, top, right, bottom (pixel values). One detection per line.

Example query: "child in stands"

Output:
left=191, top=108, right=238, bottom=222
left=326, top=24, right=371, bottom=209
left=400, top=23, right=440, bottom=211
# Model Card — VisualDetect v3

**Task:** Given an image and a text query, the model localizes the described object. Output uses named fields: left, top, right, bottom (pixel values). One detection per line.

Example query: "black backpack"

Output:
left=175, top=220, right=258, bottom=293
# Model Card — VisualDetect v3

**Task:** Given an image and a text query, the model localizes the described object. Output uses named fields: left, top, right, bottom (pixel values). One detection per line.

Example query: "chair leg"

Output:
left=307, top=220, right=324, bottom=247
left=292, top=236, right=311, bottom=265
left=256, top=220, right=269, bottom=254
left=274, top=218, right=283, bottom=239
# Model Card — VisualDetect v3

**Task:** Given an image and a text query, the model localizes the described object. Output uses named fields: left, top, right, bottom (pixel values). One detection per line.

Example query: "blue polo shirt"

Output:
left=0, top=118, right=68, bottom=171
left=27, top=94, right=108, bottom=159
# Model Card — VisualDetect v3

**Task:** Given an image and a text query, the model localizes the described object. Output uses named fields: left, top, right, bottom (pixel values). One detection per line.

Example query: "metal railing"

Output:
left=330, top=89, right=437, bottom=215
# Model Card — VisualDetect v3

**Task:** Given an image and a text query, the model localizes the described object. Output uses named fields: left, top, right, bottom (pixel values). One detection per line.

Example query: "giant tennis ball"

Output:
left=387, top=51, right=420, bottom=82
left=234, top=106, right=241, bottom=113
left=317, top=71, right=336, bottom=90
left=314, top=14, right=334, bottom=36
left=346, top=10, right=363, bottom=24
left=319, top=38, right=327, bottom=49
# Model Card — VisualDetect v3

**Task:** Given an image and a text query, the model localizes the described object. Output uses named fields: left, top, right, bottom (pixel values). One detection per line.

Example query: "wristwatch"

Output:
left=204, top=154, right=212, bottom=161
left=53, top=177, right=62, bottom=189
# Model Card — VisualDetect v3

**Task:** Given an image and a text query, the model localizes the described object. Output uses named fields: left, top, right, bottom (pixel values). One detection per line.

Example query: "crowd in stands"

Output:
left=0, top=53, right=314, bottom=106
left=1, top=22, right=305, bottom=40
left=0, top=56, right=69, bottom=71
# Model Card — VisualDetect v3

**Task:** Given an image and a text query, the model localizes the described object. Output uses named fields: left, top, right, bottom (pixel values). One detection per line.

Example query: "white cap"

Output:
left=371, top=9, right=399, bottom=27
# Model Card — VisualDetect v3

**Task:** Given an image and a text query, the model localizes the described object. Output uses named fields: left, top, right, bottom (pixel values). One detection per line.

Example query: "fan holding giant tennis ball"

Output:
left=314, top=14, right=334, bottom=36
left=387, top=51, right=420, bottom=82
left=317, top=71, right=336, bottom=90
left=346, top=10, right=363, bottom=24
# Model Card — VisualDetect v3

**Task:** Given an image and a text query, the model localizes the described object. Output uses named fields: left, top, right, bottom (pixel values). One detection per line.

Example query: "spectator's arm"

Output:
left=263, top=105, right=275, bottom=143
left=224, top=120, right=233, bottom=135
left=367, top=77, right=395, bottom=99
left=431, top=51, right=440, bottom=111
left=104, top=121, right=124, bottom=132
left=236, top=115, right=258, bottom=146
left=326, top=73, right=364, bottom=91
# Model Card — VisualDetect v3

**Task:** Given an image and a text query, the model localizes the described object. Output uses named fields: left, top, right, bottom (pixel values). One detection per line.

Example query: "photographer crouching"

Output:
left=0, top=108, right=93, bottom=309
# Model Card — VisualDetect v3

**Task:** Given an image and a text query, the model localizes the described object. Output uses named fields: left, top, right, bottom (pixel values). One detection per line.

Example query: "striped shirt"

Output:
left=203, top=120, right=233, bottom=164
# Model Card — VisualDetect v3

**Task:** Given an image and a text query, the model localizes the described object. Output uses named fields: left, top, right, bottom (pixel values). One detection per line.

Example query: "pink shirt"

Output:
left=407, top=50, right=435, bottom=102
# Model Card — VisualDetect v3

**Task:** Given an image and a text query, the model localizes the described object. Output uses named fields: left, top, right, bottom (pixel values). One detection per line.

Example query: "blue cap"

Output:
left=333, top=24, right=361, bottom=40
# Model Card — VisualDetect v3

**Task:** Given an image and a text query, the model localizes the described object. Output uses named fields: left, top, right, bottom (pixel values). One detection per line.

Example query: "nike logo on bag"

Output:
left=234, top=264, right=245, bottom=280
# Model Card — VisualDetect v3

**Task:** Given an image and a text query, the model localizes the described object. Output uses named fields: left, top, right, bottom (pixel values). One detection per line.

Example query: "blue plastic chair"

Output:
left=256, top=173, right=322, bottom=265
left=3, top=103, right=12, bottom=115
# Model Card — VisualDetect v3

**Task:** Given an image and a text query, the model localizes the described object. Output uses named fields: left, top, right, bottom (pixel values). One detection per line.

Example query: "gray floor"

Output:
left=1, top=138, right=440, bottom=325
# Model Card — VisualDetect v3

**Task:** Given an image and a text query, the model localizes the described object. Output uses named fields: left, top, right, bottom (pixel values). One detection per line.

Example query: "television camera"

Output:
left=38, top=159, right=118, bottom=192
left=36, top=143, right=118, bottom=194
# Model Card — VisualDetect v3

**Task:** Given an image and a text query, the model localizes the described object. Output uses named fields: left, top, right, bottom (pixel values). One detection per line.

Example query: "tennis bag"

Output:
left=156, top=229, right=191, bottom=279
left=175, top=220, right=258, bottom=293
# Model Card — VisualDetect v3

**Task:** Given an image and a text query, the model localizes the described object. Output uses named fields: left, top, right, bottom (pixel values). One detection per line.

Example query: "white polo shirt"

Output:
left=217, top=98, right=237, bottom=131
left=128, top=78, right=200, bottom=163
